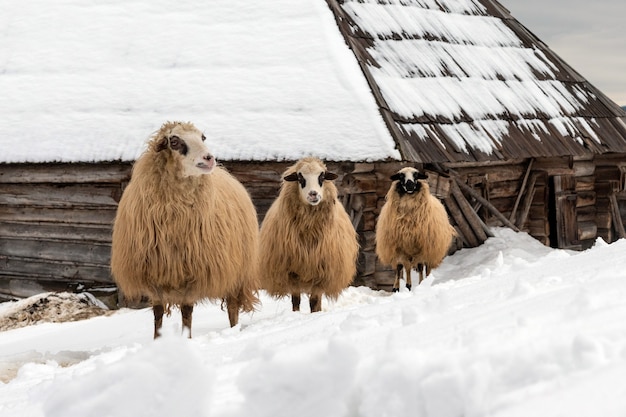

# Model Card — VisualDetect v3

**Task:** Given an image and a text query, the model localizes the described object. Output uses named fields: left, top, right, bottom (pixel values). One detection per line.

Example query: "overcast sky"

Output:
left=503, top=0, right=626, bottom=106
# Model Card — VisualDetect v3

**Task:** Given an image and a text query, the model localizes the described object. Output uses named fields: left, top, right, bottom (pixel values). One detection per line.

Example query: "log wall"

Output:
left=3, top=156, right=626, bottom=302
left=0, top=163, right=130, bottom=304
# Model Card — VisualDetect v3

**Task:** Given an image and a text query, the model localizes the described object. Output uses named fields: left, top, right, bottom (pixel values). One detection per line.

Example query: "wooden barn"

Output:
left=2, top=0, right=626, bottom=304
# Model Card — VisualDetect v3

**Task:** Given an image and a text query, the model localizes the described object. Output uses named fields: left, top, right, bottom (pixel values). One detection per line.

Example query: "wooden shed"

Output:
left=2, top=0, right=626, bottom=303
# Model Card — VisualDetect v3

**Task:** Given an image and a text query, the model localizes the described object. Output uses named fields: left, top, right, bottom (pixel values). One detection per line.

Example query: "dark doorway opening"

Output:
left=547, top=176, right=558, bottom=248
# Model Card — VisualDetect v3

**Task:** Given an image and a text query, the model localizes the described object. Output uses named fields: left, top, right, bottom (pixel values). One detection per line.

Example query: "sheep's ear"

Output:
left=390, top=173, right=402, bottom=181
left=323, top=171, right=338, bottom=181
left=416, top=172, right=428, bottom=180
left=284, top=172, right=299, bottom=182
left=155, top=137, right=169, bottom=152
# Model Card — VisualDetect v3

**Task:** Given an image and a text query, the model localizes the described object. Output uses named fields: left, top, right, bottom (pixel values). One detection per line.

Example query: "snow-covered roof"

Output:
left=332, top=0, right=626, bottom=162
left=0, top=0, right=399, bottom=163
left=3, top=0, right=626, bottom=165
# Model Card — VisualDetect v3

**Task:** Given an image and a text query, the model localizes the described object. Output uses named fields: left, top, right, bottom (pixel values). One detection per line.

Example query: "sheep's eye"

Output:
left=168, top=135, right=188, bottom=155
left=201, top=134, right=206, bottom=142
left=297, top=173, right=306, bottom=188
left=318, top=172, right=324, bottom=186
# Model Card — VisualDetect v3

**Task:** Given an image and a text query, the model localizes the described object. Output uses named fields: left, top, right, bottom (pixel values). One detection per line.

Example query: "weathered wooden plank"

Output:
left=486, top=180, right=520, bottom=199
left=578, top=221, right=598, bottom=241
left=0, top=206, right=116, bottom=225
left=609, top=194, right=626, bottom=239
left=596, top=211, right=612, bottom=230
left=0, top=276, right=116, bottom=300
left=0, top=163, right=132, bottom=184
left=555, top=193, right=580, bottom=249
left=0, top=222, right=112, bottom=243
left=450, top=164, right=525, bottom=182
left=575, top=176, right=595, bottom=192
left=576, top=191, right=596, bottom=208
left=509, top=158, right=534, bottom=222
left=1, top=258, right=112, bottom=283
left=444, top=196, right=479, bottom=247
left=341, top=173, right=379, bottom=194
left=0, top=238, right=111, bottom=265
left=1, top=184, right=122, bottom=207
left=572, top=160, right=595, bottom=177
left=450, top=181, right=489, bottom=242
left=532, top=157, right=574, bottom=175
left=514, top=173, right=538, bottom=228
left=454, top=178, right=521, bottom=232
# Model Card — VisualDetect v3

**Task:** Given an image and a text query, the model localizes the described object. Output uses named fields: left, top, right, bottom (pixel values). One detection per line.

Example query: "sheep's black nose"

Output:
left=203, top=153, right=214, bottom=161
left=405, top=181, right=416, bottom=192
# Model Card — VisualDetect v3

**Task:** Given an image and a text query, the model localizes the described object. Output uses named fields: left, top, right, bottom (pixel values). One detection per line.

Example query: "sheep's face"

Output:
left=390, top=167, right=428, bottom=195
left=284, top=162, right=338, bottom=206
left=156, top=124, right=215, bottom=177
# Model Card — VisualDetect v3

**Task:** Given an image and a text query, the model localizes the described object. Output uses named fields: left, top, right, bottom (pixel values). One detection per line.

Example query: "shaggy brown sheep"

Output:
left=259, top=157, right=359, bottom=313
left=111, top=121, right=259, bottom=338
left=376, top=167, right=455, bottom=291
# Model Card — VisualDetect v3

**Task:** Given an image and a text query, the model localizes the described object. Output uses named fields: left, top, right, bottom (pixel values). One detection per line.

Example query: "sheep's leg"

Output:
left=226, top=297, right=240, bottom=328
left=153, top=304, right=165, bottom=339
left=392, top=264, right=403, bottom=292
left=291, top=293, right=301, bottom=312
left=404, top=263, right=413, bottom=291
left=417, top=263, right=425, bottom=284
left=309, top=294, right=322, bottom=313
left=424, top=264, right=432, bottom=283
left=181, top=304, right=193, bottom=339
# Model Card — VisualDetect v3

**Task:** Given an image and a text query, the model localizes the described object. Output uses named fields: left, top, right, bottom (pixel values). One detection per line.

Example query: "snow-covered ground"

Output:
left=1, top=228, right=626, bottom=417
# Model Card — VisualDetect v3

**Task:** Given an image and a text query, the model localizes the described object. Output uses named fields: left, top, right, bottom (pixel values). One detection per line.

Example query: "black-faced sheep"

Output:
left=259, top=157, right=359, bottom=313
left=111, top=121, right=259, bottom=338
left=376, top=167, right=455, bottom=292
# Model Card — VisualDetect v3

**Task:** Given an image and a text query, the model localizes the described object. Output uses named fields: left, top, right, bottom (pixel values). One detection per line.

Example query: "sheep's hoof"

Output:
left=406, top=284, right=412, bottom=291
left=392, top=288, right=399, bottom=293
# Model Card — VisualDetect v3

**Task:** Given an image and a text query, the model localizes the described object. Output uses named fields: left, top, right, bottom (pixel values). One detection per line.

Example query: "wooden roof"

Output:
left=327, top=0, right=626, bottom=163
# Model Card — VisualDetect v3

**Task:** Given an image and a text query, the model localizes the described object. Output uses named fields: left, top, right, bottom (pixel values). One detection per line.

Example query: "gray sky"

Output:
left=503, top=0, right=626, bottom=106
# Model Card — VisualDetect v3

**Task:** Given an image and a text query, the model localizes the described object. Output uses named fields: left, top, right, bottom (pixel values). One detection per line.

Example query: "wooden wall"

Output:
left=0, top=163, right=130, bottom=304
left=448, top=156, right=626, bottom=250
left=3, top=156, right=625, bottom=303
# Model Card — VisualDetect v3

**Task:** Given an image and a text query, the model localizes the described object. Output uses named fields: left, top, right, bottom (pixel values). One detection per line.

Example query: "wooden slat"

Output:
left=449, top=181, right=489, bottom=242
left=453, top=178, right=521, bottom=232
left=0, top=238, right=111, bottom=265
left=0, top=163, right=132, bottom=184
left=0, top=222, right=112, bottom=243
left=444, top=196, right=479, bottom=247
left=1, top=258, right=112, bottom=283
left=609, top=194, right=626, bottom=239
left=0, top=276, right=116, bottom=300
left=0, top=206, right=116, bottom=225
left=1, top=184, right=121, bottom=207
left=509, top=158, right=534, bottom=222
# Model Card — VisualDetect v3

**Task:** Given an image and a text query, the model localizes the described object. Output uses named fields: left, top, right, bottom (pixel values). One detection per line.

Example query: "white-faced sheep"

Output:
left=111, top=121, right=259, bottom=338
left=259, top=157, right=359, bottom=312
left=376, top=167, right=455, bottom=292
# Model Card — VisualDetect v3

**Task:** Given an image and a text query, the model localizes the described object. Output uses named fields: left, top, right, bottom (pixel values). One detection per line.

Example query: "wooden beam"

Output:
left=449, top=181, right=489, bottom=242
left=453, top=178, right=521, bottom=232
left=444, top=196, right=479, bottom=247
left=515, top=173, right=538, bottom=228
left=609, top=193, right=626, bottom=239
left=509, top=158, right=534, bottom=222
